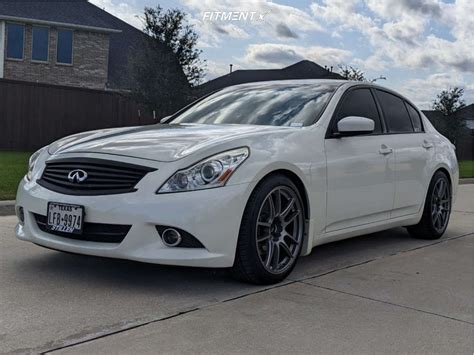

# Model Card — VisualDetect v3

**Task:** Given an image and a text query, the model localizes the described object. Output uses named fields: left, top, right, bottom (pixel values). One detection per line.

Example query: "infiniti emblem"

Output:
left=68, top=169, right=88, bottom=183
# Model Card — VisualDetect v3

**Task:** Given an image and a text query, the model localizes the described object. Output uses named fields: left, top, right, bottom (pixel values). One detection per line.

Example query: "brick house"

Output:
left=0, top=0, right=175, bottom=90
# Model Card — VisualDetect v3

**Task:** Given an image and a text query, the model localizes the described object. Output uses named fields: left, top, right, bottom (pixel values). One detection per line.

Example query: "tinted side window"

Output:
left=405, top=102, right=423, bottom=132
left=376, top=90, right=414, bottom=133
left=335, top=88, right=382, bottom=134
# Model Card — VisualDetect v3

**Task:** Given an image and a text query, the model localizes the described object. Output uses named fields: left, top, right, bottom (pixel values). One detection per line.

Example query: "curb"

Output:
left=0, top=200, right=16, bottom=217
left=0, top=179, right=472, bottom=217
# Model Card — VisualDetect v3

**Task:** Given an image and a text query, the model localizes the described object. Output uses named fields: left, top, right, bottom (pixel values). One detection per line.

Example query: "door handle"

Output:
left=379, top=144, right=393, bottom=155
left=423, top=140, right=433, bottom=149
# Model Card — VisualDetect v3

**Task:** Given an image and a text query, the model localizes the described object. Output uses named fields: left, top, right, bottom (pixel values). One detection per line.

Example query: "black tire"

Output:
left=407, top=171, right=452, bottom=240
left=231, top=174, right=305, bottom=284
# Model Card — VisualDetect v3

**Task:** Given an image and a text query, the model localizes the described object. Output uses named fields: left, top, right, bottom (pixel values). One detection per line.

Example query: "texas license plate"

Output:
left=47, top=202, right=84, bottom=234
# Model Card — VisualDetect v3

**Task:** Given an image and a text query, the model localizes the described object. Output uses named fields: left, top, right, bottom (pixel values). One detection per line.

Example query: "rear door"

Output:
left=324, top=87, right=395, bottom=232
left=374, top=90, right=433, bottom=217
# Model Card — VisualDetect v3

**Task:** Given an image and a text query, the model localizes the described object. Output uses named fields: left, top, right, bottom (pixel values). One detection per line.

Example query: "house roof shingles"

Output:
left=0, top=0, right=178, bottom=90
left=0, top=0, right=116, bottom=31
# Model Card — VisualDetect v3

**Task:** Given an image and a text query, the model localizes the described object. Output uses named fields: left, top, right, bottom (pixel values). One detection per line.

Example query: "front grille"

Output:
left=37, top=158, right=156, bottom=195
left=34, top=214, right=131, bottom=243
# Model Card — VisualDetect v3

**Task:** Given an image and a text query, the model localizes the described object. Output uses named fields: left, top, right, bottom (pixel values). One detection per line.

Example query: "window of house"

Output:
left=376, top=90, right=414, bottom=133
left=57, top=29, right=73, bottom=64
left=334, top=88, right=382, bottom=134
left=32, top=26, right=49, bottom=62
left=405, top=102, right=424, bottom=132
left=6, top=23, right=24, bottom=60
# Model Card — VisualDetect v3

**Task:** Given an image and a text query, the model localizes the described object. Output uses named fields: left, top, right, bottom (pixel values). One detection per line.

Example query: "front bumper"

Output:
left=15, top=177, right=252, bottom=268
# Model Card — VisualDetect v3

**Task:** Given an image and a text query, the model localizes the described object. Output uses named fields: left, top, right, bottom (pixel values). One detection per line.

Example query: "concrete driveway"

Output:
left=1, top=185, right=473, bottom=354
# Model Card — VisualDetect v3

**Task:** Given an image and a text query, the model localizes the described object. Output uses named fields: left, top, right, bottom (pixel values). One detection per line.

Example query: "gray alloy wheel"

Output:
left=430, top=177, right=451, bottom=234
left=255, top=186, right=304, bottom=274
left=231, top=174, right=305, bottom=284
left=407, top=171, right=451, bottom=240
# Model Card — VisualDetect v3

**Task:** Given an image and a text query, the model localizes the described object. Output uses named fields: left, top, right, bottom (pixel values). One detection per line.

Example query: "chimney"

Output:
left=229, top=64, right=233, bottom=73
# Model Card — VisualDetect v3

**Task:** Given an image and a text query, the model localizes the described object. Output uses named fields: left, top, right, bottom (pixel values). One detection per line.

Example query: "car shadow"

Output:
left=14, top=226, right=438, bottom=293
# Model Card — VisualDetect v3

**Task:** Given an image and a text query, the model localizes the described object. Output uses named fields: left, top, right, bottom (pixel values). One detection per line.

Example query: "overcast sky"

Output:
left=89, top=0, right=473, bottom=109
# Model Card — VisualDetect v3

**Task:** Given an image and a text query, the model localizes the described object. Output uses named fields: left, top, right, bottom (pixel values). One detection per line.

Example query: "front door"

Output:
left=325, top=88, right=395, bottom=232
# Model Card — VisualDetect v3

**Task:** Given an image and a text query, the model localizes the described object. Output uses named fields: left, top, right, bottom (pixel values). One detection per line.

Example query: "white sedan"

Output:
left=15, top=80, right=458, bottom=284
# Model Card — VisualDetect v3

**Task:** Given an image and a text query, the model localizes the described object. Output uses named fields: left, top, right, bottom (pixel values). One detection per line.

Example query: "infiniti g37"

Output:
left=16, top=80, right=458, bottom=284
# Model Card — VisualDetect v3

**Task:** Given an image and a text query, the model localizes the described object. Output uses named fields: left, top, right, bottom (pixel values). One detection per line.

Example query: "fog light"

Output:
left=17, top=207, right=25, bottom=224
left=161, top=228, right=182, bottom=247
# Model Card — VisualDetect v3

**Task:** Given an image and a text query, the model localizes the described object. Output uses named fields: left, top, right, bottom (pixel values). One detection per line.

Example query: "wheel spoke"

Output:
left=279, top=241, right=293, bottom=258
left=268, top=195, right=276, bottom=220
left=283, top=209, right=300, bottom=227
left=439, top=183, right=445, bottom=198
left=258, top=221, right=271, bottom=228
left=440, top=211, right=448, bottom=226
left=281, top=198, right=295, bottom=218
left=273, top=190, right=282, bottom=217
left=283, top=231, right=299, bottom=244
left=265, top=241, right=274, bottom=268
left=257, top=233, right=271, bottom=243
left=271, top=243, right=280, bottom=269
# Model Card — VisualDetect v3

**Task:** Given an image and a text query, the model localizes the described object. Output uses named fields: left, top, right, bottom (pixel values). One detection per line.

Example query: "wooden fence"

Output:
left=0, top=79, right=155, bottom=151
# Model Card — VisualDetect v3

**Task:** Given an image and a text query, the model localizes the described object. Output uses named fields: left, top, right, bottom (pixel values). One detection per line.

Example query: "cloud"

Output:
left=365, top=0, right=442, bottom=19
left=211, top=23, right=251, bottom=39
left=399, top=72, right=474, bottom=109
left=310, top=0, right=474, bottom=74
left=275, top=23, right=299, bottom=39
left=181, top=0, right=322, bottom=46
left=242, top=43, right=351, bottom=68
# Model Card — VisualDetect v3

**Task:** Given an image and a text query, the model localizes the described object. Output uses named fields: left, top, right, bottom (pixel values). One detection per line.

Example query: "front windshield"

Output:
left=170, top=83, right=339, bottom=127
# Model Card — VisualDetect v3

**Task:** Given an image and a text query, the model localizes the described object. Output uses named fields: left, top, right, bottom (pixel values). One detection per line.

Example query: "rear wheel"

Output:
left=407, top=171, right=451, bottom=240
left=232, top=175, right=305, bottom=284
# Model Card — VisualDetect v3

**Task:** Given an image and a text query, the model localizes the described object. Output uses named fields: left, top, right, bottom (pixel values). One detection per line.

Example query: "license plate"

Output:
left=47, top=202, right=84, bottom=234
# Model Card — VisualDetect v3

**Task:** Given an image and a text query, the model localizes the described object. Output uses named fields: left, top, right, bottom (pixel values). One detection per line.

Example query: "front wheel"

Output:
left=407, top=171, right=452, bottom=240
left=232, top=175, right=305, bottom=284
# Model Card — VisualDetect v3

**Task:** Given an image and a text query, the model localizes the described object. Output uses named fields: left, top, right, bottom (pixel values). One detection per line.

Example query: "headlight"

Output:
left=157, top=147, right=249, bottom=193
left=26, top=147, right=48, bottom=181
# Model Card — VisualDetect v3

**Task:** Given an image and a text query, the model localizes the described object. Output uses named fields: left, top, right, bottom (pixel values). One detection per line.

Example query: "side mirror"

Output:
left=336, top=116, right=374, bottom=137
left=160, top=116, right=171, bottom=124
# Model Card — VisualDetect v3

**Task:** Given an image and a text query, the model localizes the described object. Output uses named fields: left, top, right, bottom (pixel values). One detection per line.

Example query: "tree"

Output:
left=143, top=6, right=205, bottom=86
left=338, top=65, right=366, bottom=81
left=432, top=87, right=466, bottom=146
left=130, top=39, right=192, bottom=116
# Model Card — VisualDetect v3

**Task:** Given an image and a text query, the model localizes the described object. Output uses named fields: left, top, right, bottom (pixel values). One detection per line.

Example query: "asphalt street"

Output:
left=1, top=185, right=473, bottom=354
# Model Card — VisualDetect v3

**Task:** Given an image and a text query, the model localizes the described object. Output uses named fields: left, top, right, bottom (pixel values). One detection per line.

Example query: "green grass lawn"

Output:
left=0, top=152, right=31, bottom=200
left=459, top=160, right=474, bottom=179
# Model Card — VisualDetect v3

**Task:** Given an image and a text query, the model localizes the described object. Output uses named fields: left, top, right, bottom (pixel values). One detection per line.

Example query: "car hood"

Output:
left=48, top=124, right=289, bottom=162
